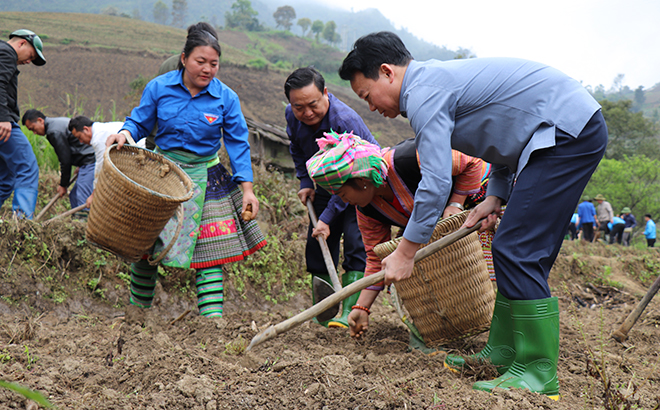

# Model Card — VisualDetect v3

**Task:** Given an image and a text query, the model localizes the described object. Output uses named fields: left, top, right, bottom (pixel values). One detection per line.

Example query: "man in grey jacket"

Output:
left=22, top=109, right=95, bottom=209
left=339, top=31, right=608, bottom=399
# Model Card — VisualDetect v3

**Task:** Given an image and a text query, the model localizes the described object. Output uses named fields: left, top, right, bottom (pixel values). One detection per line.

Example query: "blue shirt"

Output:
left=623, top=213, right=637, bottom=229
left=122, top=70, right=253, bottom=182
left=608, top=216, right=625, bottom=230
left=644, top=219, right=656, bottom=239
left=286, top=92, right=378, bottom=224
left=577, top=201, right=596, bottom=225
left=398, top=58, right=600, bottom=244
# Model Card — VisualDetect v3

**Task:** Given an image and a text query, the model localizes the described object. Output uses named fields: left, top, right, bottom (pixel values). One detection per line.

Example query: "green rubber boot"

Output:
left=311, top=273, right=333, bottom=327
left=472, top=297, right=560, bottom=401
left=444, top=292, right=515, bottom=374
left=328, top=271, right=364, bottom=328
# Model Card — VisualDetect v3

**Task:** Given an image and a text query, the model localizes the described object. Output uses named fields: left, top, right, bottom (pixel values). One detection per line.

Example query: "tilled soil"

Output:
left=1, top=217, right=660, bottom=410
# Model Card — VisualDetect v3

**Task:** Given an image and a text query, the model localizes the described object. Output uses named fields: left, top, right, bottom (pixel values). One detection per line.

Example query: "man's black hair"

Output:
left=284, top=66, right=325, bottom=101
left=68, top=116, right=94, bottom=132
left=21, top=109, right=45, bottom=126
left=339, top=31, right=413, bottom=81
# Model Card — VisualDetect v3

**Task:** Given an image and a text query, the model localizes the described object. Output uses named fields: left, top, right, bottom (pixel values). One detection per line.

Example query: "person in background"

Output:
left=593, top=194, right=613, bottom=242
left=284, top=66, right=378, bottom=328
left=608, top=215, right=626, bottom=245
left=338, top=31, right=607, bottom=399
left=643, top=214, right=655, bottom=248
left=621, top=207, right=636, bottom=246
left=22, top=110, right=95, bottom=210
left=577, top=196, right=598, bottom=243
left=106, top=22, right=266, bottom=318
left=306, top=132, right=489, bottom=343
left=567, top=212, right=579, bottom=240
left=67, top=116, right=124, bottom=207
left=0, top=29, right=46, bottom=218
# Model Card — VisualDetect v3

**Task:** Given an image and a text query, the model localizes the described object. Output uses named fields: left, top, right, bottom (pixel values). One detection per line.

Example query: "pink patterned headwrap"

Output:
left=306, top=130, right=388, bottom=194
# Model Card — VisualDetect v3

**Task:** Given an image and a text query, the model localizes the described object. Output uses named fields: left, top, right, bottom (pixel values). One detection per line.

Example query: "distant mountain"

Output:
left=1, top=0, right=467, bottom=61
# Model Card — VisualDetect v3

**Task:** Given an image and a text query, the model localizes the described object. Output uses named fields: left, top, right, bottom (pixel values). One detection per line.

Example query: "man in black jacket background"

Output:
left=0, top=29, right=46, bottom=218
left=23, top=109, right=96, bottom=210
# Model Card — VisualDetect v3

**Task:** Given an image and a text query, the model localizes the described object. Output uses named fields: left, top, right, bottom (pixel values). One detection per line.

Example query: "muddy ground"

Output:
left=1, top=201, right=660, bottom=409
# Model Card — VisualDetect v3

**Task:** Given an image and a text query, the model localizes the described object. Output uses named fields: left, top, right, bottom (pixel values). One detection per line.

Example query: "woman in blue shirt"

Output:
left=106, top=23, right=266, bottom=318
left=644, top=214, right=656, bottom=247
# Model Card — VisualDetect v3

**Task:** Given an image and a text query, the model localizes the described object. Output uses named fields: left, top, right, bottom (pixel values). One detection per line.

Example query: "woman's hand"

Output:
left=348, top=309, right=370, bottom=339
left=443, top=204, right=463, bottom=218
left=312, top=220, right=330, bottom=240
left=106, top=132, right=127, bottom=149
left=464, top=195, right=502, bottom=231
left=241, top=182, right=259, bottom=218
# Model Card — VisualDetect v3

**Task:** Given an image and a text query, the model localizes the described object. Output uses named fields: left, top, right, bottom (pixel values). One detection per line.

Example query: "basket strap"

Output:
left=149, top=204, right=185, bottom=265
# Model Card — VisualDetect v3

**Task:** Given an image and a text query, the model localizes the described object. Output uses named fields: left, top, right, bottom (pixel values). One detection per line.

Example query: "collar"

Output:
left=164, top=69, right=221, bottom=98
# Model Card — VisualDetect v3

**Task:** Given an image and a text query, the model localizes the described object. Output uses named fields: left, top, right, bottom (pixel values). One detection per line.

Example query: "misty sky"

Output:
left=319, top=0, right=659, bottom=91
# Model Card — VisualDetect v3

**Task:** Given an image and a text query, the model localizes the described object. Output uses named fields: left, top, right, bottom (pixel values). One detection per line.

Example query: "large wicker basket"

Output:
left=374, top=211, right=495, bottom=346
left=86, top=144, right=194, bottom=263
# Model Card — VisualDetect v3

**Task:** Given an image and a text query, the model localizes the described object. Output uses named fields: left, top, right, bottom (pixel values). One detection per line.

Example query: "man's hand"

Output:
left=0, top=122, right=12, bottom=143
left=464, top=195, right=502, bottom=232
left=57, top=185, right=67, bottom=198
left=297, top=188, right=315, bottom=205
left=382, top=238, right=419, bottom=285
left=311, top=220, right=330, bottom=240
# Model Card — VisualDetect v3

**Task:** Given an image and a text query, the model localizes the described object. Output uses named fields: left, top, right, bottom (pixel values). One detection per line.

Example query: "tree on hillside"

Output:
left=297, top=17, right=311, bottom=37
left=273, top=6, right=296, bottom=31
left=101, top=6, right=119, bottom=16
left=311, top=20, right=324, bottom=41
left=171, top=0, right=188, bottom=28
left=585, top=156, right=660, bottom=220
left=132, top=8, right=142, bottom=20
left=322, top=21, right=339, bottom=46
left=633, top=86, right=646, bottom=113
left=601, top=99, right=658, bottom=160
left=153, top=1, right=169, bottom=25
left=225, top=0, right=263, bottom=31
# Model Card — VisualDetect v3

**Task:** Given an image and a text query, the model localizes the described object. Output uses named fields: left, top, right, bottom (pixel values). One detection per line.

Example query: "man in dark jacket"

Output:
left=22, top=109, right=95, bottom=209
left=0, top=29, right=46, bottom=218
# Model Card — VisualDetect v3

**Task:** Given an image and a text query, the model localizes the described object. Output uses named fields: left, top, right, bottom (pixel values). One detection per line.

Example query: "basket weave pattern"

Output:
left=374, top=211, right=495, bottom=346
left=86, top=146, right=194, bottom=263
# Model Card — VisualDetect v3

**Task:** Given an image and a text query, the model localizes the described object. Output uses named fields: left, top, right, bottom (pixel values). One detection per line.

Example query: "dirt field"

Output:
left=1, top=210, right=660, bottom=409
left=3, top=29, right=660, bottom=410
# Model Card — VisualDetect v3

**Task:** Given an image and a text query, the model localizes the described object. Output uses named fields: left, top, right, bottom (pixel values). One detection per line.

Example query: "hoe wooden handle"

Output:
left=612, top=272, right=660, bottom=343
left=246, top=220, right=482, bottom=351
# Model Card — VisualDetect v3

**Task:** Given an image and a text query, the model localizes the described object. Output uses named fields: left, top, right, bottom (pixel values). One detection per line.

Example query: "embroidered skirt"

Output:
left=154, top=156, right=266, bottom=269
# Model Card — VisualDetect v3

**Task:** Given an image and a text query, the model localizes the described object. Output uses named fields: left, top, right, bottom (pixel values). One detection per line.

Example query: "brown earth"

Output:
left=1, top=204, right=660, bottom=409
left=2, top=32, right=660, bottom=410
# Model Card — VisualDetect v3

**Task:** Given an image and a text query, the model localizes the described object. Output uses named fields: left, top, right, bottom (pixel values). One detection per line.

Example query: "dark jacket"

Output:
left=0, top=40, right=20, bottom=123
left=44, top=117, right=95, bottom=187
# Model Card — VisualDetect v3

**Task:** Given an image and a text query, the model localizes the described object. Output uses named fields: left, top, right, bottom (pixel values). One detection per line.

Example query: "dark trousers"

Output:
left=567, top=223, right=578, bottom=240
left=581, top=223, right=595, bottom=242
left=647, top=238, right=656, bottom=248
left=492, top=111, right=608, bottom=300
left=306, top=191, right=366, bottom=275
left=609, top=224, right=624, bottom=244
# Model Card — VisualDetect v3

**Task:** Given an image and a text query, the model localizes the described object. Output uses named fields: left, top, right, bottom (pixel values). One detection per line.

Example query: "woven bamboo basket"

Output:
left=374, top=211, right=495, bottom=347
left=86, top=144, right=194, bottom=263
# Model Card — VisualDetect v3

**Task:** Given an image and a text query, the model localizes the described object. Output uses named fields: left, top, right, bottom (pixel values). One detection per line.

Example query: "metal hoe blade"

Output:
left=313, top=276, right=340, bottom=322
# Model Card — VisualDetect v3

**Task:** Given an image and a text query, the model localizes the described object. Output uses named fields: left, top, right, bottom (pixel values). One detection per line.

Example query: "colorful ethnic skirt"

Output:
left=153, top=149, right=267, bottom=269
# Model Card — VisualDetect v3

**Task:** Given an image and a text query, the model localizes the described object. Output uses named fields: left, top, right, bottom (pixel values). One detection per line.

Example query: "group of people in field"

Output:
left=1, top=23, right=611, bottom=400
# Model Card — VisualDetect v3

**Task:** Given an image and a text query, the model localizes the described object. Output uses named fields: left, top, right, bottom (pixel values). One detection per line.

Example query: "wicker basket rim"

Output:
left=105, top=144, right=194, bottom=202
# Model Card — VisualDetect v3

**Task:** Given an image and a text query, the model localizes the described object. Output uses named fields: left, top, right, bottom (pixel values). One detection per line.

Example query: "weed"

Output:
left=0, top=349, right=12, bottom=364
left=24, top=345, right=38, bottom=370
left=224, top=336, right=248, bottom=355
left=116, top=271, right=131, bottom=286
